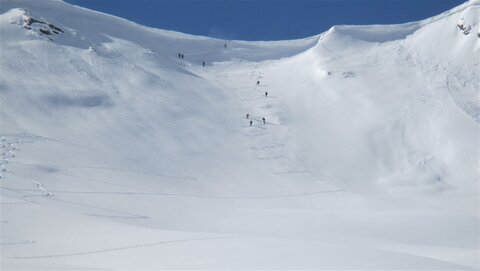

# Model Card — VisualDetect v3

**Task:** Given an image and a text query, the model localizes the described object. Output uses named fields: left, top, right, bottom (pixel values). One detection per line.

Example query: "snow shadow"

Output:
left=44, top=94, right=113, bottom=108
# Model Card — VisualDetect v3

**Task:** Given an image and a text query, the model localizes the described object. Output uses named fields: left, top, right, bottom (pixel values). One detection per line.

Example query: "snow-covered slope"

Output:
left=1, top=0, right=479, bottom=269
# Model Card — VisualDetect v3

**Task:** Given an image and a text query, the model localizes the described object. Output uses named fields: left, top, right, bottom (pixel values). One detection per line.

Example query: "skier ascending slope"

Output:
left=256, top=80, right=260, bottom=86
left=262, top=117, right=266, bottom=124
left=249, top=120, right=253, bottom=126
left=265, top=91, right=268, bottom=97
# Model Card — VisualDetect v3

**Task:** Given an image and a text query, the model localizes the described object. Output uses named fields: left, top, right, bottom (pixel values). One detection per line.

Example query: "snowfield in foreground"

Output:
left=0, top=0, right=479, bottom=269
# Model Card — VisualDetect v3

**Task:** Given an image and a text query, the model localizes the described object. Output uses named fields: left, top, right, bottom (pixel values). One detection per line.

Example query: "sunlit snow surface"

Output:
left=0, top=0, right=479, bottom=269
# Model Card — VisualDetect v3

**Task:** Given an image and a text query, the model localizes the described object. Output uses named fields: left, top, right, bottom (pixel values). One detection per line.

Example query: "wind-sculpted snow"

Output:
left=327, top=23, right=422, bottom=43
left=0, top=0, right=479, bottom=269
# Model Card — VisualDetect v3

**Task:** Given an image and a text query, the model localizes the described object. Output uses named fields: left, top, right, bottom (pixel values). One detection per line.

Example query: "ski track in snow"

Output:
left=7, top=235, right=251, bottom=260
left=0, top=235, right=36, bottom=246
left=0, top=134, right=198, bottom=188
left=250, top=143, right=285, bottom=150
left=1, top=130, right=340, bottom=204
left=0, top=134, right=48, bottom=180
left=9, top=160, right=198, bottom=181
left=1, top=186, right=342, bottom=199
left=447, top=74, right=480, bottom=124
left=1, top=186, right=149, bottom=219
left=199, top=63, right=342, bottom=196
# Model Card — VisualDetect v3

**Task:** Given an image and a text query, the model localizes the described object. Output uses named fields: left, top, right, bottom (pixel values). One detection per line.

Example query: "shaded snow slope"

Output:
left=1, top=0, right=479, bottom=269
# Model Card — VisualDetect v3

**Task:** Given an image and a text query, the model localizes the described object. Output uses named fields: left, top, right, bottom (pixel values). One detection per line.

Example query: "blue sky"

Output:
left=65, top=0, right=465, bottom=41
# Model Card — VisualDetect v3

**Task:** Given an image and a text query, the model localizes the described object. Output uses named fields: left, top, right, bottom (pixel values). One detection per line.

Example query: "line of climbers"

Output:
left=177, top=43, right=229, bottom=66
left=246, top=79, right=269, bottom=126
left=177, top=43, right=271, bottom=128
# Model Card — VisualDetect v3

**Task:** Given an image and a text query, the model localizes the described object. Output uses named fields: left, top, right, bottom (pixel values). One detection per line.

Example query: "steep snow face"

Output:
left=0, top=0, right=479, bottom=270
left=267, top=0, right=480, bottom=194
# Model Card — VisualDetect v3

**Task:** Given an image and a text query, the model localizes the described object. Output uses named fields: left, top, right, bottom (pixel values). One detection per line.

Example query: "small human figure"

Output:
left=265, top=91, right=268, bottom=97
left=256, top=80, right=260, bottom=86
left=202, top=61, right=205, bottom=67
left=181, top=54, right=184, bottom=59
left=262, top=117, right=266, bottom=124
left=249, top=120, right=253, bottom=126
left=224, top=43, right=227, bottom=48
left=457, top=18, right=466, bottom=30
left=178, top=53, right=181, bottom=58
left=246, top=113, right=249, bottom=119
